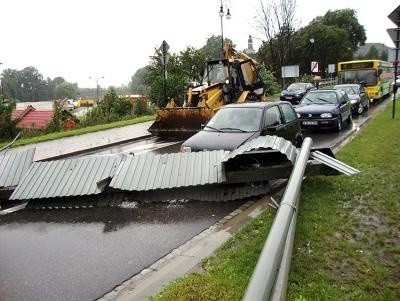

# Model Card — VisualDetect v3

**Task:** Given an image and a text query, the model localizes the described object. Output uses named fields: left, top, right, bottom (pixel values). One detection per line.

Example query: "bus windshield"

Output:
left=338, top=69, right=377, bottom=86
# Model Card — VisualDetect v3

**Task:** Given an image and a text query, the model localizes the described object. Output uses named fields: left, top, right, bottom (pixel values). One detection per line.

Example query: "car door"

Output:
left=338, top=91, right=351, bottom=119
left=263, top=105, right=288, bottom=139
left=278, top=103, right=301, bottom=140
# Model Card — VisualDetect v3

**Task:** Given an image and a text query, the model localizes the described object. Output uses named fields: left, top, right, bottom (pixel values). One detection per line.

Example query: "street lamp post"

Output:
left=218, top=0, right=231, bottom=57
left=89, top=76, right=104, bottom=101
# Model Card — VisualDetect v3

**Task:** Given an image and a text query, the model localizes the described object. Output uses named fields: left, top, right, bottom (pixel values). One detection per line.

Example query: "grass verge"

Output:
left=0, top=115, right=155, bottom=148
left=151, top=101, right=400, bottom=301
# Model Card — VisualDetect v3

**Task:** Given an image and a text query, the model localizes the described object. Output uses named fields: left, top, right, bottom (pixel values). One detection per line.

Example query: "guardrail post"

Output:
left=243, top=137, right=313, bottom=301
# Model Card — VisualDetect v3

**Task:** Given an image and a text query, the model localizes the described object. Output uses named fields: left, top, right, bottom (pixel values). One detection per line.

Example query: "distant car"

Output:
left=181, top=102, right=303, bottom=152
left=295, top=89, right=352, bottom=132
left=334, top=84, right=369, bottom=114
left=280, top=82, right=316, bottom=104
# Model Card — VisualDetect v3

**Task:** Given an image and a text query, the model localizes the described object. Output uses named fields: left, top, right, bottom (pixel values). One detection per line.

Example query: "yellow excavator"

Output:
left=148, top=43, right=266, bottom=138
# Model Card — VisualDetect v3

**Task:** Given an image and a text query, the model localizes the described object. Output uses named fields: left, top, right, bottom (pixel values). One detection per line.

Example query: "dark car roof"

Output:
left=307, top=89, right=340, bottom=93
left=223, top=101, right=292, bottom=109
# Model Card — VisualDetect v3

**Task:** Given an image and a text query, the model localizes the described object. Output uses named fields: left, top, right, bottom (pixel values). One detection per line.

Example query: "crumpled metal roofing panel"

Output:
left=0, top=148, right=35, bottom=188
left=110, top=150, right=227, bottom=191
left=125, top=183, right=271, bottom=202
left=221, top=135, right=297, bottom=164
left=10, top=156, right=122, bottom=200
left=310, top=150, right=360, bottom=176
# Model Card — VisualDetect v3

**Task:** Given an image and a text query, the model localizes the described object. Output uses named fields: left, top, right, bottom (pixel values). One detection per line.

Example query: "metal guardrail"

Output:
left=319, top=77, right=337, bottom=87
left=243, top=137, right=313, bottom=301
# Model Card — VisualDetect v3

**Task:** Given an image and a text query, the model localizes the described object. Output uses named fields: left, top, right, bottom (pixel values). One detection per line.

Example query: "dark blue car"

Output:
left=294, top=89, right=352, bottom=132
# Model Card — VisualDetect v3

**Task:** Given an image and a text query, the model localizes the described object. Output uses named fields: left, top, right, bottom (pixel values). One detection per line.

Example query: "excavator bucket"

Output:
left=148, top=107, right=214, bottom=138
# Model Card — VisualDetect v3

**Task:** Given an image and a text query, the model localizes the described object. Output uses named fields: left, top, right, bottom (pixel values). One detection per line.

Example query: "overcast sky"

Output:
left=1, top=0, right=398, bottom=88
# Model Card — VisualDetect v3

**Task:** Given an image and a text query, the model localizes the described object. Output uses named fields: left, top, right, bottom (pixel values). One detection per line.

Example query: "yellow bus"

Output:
left=337, top=59, right=393, bottom=102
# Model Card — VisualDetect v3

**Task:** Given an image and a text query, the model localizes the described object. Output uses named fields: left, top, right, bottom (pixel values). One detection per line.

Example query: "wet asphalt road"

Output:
left=0, top=201, right=244, bottom=301
left=0, top=97, right=389, bottom=301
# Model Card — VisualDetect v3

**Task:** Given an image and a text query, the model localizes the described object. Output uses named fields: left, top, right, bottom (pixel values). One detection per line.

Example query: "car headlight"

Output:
left=320, top=113, right=332, bottom=118
left=350, top=99, right=358, bottom=104
left=280, top=92, right=284, bottom=96
left=295, top=94, right=300, bottom=97
left=180, top=146, right=191, bottom=152
left=297, top=113, right=301, bottom=118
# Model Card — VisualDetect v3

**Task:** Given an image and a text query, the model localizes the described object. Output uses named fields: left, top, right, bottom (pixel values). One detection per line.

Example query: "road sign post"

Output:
left=160, top=40, right=170, bottom=106
left=387, top=5, right=400, bottom=119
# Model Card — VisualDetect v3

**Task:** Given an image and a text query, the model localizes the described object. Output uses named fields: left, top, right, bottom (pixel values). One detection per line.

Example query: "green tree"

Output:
left=145, top=46, right=203, bottom=107
left=1, top=69, right=20, bottom=100
left=316, top=9, right=366, bottom=51
left=129, top=67, right=149, bottom=95
left=201, top=35, right=232, bottom=60
left=19, top=67, right=48, bottom=101
left=54, top=82, right=77, bottom=99
left=293, top=22, right=353, bottom=76
left=47, top=77, right=66, bottom=100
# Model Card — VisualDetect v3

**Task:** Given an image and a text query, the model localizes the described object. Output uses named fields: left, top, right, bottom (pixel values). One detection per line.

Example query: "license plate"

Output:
left=285, top=96, right=292, bottom=99
left=303, top=120, right=318, bottom=125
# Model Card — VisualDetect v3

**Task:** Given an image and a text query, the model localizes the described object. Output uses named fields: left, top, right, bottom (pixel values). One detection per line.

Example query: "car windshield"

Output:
left=206, top=107, right=263, bottom=132
left=287, top=83, right=306, bottom=91
left=301, top=91, right=338, bottom=104
left=334, top=85, right=359, bottom=95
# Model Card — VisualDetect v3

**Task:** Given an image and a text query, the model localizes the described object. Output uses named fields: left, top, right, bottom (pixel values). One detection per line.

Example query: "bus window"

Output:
left=339, top=70, right=377, bottom=86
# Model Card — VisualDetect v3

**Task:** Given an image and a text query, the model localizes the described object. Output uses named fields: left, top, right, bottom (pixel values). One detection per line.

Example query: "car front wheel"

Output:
left=336, top=115, right=342, bottom=132
left=347, top=112, right=353, bottom=123
left=357, top=103, right=364, bottom=114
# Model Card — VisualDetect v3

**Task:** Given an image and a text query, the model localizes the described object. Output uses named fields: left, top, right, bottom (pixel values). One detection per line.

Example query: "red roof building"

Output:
left=11, top=105, right=54, bottom=130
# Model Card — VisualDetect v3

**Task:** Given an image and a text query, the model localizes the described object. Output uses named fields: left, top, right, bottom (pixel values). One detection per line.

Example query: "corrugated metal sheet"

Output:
left=310, top=150, right=360, bottom=176
left=221, top=135, right=298, bottom=164
left=125, top=184, right=271, bottom=202
left=110, top=150, right=227, bottom=191
left=10, top=156, right=122, bottom=200
left=0, top=148, right=35, bottom=188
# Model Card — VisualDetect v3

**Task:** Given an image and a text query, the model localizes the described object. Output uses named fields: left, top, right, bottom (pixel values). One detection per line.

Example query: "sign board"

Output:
left=311, top=61, right=319, bottom=73
left=281, top=65, right=299, bottom=78
left=161, top=53, right=170, bottom=65
left=388, top=48, right=397, bottom=62
left=387, top=28, right=400, bottom=46
left=388, top=5, right=400, bottom=26
left=328, top=64, right=335, bottom=74
left=160, top=40, right=169, bottom=53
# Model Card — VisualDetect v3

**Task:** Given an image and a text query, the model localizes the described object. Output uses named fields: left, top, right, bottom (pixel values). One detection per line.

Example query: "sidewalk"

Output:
left=5, top=121, right=153, bottom=161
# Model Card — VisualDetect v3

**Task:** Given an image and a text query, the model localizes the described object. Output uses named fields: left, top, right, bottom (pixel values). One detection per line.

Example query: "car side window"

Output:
left=265, top=106, right=282, bottom=127
left=280, top=103, right=297, bottom=123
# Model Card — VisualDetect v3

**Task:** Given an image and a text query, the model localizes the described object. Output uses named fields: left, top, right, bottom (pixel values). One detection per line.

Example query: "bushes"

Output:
left=259, top=65, right=281, bottom=96
left=80, top=87, right=153, bottom=127
left=0, top=99, right=18, bottom=141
